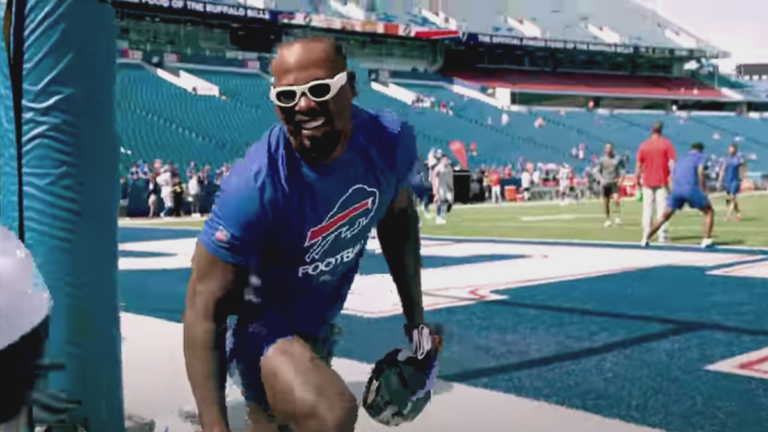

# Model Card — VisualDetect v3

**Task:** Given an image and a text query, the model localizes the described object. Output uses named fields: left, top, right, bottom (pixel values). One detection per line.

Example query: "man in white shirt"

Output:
left=188, top=171, right=202, bottom=217
left=432, top=155, right=454, bottom=225
left=520, top=169, right=532, bottom=201
left=558, top=164, right=572, bottom=205
left=156, top=165, right=173, bottom=217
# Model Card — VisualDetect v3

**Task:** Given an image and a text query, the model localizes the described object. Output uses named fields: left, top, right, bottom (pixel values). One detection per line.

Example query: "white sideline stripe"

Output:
left=115, top=224, right=768, bottom=254
left=121, top=313, right=663, bottom=432
left=707, top=259, right=768, bottom=278
left=422, top=234, right=768, bottom=252
left=443, top=190, right=767, bottom=210
left=519, top=214, right=605, bottom=221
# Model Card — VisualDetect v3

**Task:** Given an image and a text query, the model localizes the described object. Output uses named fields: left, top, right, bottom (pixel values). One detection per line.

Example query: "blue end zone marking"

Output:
left=120, top=268, right=189, bottom=322
left=334, top=265, right=768, bottom=432
left=119, top=226, right=198, bottom=243
left=116, top=227, right=768, bottom=431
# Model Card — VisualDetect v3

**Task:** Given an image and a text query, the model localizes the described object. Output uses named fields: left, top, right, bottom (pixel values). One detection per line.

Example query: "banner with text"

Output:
left=112, top=1, right=715, bottom=59
left=112, top=0, right=273, bottom=22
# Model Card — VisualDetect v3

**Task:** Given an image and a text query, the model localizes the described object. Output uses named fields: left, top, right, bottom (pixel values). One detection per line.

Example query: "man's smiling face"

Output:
left=270, top=38, right=356, bottom=164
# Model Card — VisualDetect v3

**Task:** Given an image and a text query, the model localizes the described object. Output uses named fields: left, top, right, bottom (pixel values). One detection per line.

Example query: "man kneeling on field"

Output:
left=183, top=37, right=441, bottom=432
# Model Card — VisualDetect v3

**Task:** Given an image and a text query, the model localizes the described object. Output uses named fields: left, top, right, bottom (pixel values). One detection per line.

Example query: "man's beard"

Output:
left=294, top=129, right=343, bottom=164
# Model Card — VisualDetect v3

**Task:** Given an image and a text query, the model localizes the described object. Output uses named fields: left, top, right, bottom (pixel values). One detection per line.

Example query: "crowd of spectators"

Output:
left=119, top=159, right=232, bottom=218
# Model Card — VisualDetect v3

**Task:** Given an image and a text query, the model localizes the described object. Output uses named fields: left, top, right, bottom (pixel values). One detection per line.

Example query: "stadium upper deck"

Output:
left=110, top=0, right=768, bottom=176
left=265, top=0, right=717, bottom=50
left=451, top=70, right=726, bottom=100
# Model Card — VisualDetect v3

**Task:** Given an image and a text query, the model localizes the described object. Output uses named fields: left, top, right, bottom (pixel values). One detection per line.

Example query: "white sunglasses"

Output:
left=269, top=71, right=348, bottom=107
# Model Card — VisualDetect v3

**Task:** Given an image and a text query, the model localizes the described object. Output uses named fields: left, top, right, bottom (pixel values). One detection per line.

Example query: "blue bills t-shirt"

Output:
left=672, top=150, right=707, bottom=193
left=199, top=106, right=418, bottom=336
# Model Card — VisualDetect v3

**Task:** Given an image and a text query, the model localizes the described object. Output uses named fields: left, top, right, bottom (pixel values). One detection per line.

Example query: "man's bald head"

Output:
left=272, top=38, right=348, bottom=83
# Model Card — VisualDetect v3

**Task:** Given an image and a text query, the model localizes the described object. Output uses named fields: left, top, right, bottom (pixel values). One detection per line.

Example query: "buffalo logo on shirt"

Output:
left=299, top=185, right=379, bottom=277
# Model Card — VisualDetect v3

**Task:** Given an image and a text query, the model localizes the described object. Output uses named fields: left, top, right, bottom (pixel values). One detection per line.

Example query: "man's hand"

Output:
left=401, top=323, right=442, bottom=399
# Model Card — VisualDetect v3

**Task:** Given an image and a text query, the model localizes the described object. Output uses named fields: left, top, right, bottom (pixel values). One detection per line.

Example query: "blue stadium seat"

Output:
left=114, top=63, right=768, bottom=176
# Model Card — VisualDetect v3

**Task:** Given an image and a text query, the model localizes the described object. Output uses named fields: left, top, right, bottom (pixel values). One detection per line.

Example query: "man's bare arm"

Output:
left=377, top=187, right=424, bottom=326
left=183, top=243, right=237, bottom=432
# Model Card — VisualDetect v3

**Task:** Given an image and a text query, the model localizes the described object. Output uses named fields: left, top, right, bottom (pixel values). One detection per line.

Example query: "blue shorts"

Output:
left=667, top=189, right=710, bottom=211
left=725, top=181, right=740, bottom=196
left=226, top=317, right=339, bottom=414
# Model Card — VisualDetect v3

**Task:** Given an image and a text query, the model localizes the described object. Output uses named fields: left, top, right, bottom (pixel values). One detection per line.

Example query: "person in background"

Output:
left=187, top=162, right=198, bottom=181
left=469, top=168, right=484, bottom=202
left=171, top=171, right=184, bottom=217
left=720, top=143, right=745, bottom=221
left=188, top=169, right=202, bottom=218
left=489, top=168, right=502, bottom=204
left=636, top=122, right=676, bottom=243
left=482, top=169, right=491, bottom=201
left=596, top=142, right=625, bottom=227
left=642, top=143, right=714, bottom=248
left=520, top=167, right=532, bottom=201
left=147, top=173, right=159, bottom=218
left=433, top=155, right=454, bottom=224
left=119, top=177, right=129, bottom=217
left=417, top=161, right=433, bottom=219
left=157, top=165, right=174, bottom=218
left=558, top=163, right=572, bottom=205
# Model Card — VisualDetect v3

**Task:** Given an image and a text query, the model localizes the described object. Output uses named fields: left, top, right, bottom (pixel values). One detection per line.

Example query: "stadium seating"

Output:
left=386, top=81, right=768, bottom=171
left=116, top=63, right=272, bottom=171
left=447, top=0, right=709, bottom=48
left=113, top=61, right=768, bottom=176
left=382, top=83, right=581, bottom=165
left=451, top=70, right=724, bottom=99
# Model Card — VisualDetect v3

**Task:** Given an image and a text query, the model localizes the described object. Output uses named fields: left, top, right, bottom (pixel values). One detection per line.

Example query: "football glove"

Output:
left=362, top=323, right=443, bottom=426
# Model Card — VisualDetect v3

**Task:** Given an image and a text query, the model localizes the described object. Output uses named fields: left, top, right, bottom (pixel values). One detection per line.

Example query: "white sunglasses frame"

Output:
left=269, top=71, right=349, bottom=107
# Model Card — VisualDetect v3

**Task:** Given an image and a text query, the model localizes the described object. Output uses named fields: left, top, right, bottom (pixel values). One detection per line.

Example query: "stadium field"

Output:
left=127, top=192, right=768, bottom=248
left=117, top=191, right=768, bottom=432
left=118, top=198, right=768, bottom=432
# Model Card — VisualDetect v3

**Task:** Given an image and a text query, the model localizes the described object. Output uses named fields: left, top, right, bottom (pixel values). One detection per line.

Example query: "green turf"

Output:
left=129, top=192, right=768, bottom=247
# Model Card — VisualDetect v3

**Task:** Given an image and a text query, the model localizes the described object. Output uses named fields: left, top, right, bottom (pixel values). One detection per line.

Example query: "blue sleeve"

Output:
left=698, top=154, right=708, bottom=170
left=370, top=111, right=420, bottom=197
left=198, top=158, right=272, bottom=268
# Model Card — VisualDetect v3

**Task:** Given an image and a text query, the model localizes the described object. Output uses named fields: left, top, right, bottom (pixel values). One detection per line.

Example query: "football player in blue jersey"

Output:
left=720, top=143, right=744, bottom=222
left=642, top=142, right=715, bottom=248
left=183, top=37, right=440, bottom=432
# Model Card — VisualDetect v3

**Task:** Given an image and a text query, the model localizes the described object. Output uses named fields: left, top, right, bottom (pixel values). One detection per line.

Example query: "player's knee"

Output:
left=295, top=389, right=357, bottom=432
left=262, top=338, right=357, bottom=432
